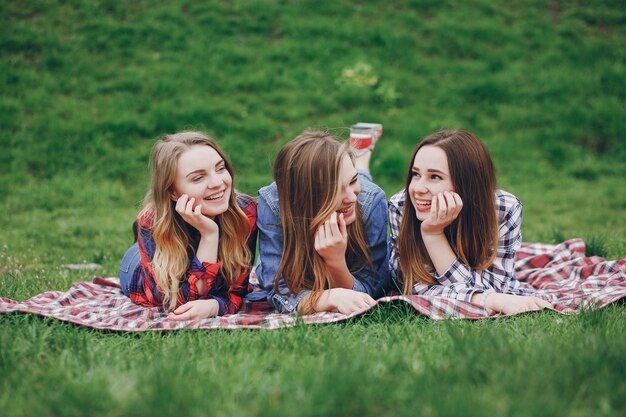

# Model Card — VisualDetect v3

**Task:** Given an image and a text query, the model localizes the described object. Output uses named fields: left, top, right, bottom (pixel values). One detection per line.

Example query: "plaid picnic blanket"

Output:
left=1, top=239, right=624, bottom=331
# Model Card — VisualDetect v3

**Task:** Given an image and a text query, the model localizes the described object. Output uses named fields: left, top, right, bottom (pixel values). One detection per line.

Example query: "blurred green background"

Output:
left=2, top=1, right=625, bottom=293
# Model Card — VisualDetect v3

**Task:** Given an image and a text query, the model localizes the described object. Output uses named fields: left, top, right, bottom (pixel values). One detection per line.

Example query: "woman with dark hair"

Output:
left=389, top=129, right=551, bottom=314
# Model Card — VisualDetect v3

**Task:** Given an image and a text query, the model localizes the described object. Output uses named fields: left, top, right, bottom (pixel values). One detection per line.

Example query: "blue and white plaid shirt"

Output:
left=388, top=189, right=534, bottom=301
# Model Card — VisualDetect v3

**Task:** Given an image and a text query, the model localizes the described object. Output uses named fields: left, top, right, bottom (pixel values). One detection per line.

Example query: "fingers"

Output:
left=338, top=212, right=347, bottom=239
left=362, top=294, right=376, bottom=308
left=185, top=197, right=195, bottom=214
left=179, top=195, right=196, bottom=216
left=175, top=194, right=206, bottom=214
left=429, top=195, right=438, bottom=219
left=169, top=310, right=192, bottom=321
left=175, top=196, right=222, bottom=236
left=442, top=191, right=460, bottom=218
left=336, top=292, right=376, bottom=315
left=314, top=222, right=326, bottom=251
left=429, top=192, right=463, bottom=223
left=317, top=214, right=336, bottom=240
left=319, top=212, right=340, bottom=241
left=324, top=212, right=335, bottom=239
left=315, top=212, right=346, bottom=251
left=487, top=293, right=552, bottom=315
left=438, top=192, right=461, bottom=218
left=168, top=302, right=193, bottom=321
left=535, top=297, right=552, bottom=309
left=175, top=194, right=199, bottom=216
left=523, top=297, right=551, bottom=312
left=352, top=293, right=375, bottom=310
left=451, top=192, right=463, bottom=207
left=175, top=194, right=189, bottom=213
left=328, top=212, right=341, bottom=237
left=173, top=303, right=192, bottom=315
left=437, top=193, right=447, bottom=219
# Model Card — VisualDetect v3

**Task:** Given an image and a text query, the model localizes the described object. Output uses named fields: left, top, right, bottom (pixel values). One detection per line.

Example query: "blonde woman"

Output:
left=119, top=131, right=257, bottom=319
left=256, top=130, right=390, bottom=314
left=389, top=129, right=551, bottom=314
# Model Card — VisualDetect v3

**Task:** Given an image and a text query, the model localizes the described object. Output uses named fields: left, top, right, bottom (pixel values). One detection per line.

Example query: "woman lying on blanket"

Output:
left=256, top=130, right=390, bottom=315
left=388, top=129, right=552, bottom=315
left=119, top=131, right=257, bottom=320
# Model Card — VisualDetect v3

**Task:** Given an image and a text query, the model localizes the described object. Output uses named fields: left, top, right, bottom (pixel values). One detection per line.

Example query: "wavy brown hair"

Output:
left=142, top=131, right=252, bottom=311
left=397, top=129, right=499, bottom=294
left=273, top=130, right=372, bottom=313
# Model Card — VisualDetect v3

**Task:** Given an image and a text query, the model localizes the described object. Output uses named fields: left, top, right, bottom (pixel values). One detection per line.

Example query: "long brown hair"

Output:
left=142, top=131, right=252, bottom=311
left=273, top=130, right=372, bottom=313
left=397, top=129, right=499, bottom=294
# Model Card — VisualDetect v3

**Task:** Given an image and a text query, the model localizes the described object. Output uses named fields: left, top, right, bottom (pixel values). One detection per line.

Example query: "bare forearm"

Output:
left=422, top=232, right=457, bottom=276
left=326, top=260, right=354, bottom=289
left=196, top=231, right=219, bottom=264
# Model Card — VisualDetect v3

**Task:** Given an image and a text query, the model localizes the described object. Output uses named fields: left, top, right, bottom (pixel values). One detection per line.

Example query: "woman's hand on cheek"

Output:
left=175, top=194, right=219, bottom=236
left=168, top=299, right=220, bottom=321
left=314, top=212, right=348, bottom=267
left=420, top=191, right=463, bottom=236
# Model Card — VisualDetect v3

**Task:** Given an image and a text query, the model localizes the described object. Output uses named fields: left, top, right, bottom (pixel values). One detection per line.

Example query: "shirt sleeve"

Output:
left=254, top=191, right=304, bottom=313
left=218, top=269, right=248, bottom=315
left=128, top=223, right=224, bottom=310
left=219, top=201, right=258, bottom=315
left=387, top=193, right=403, bottom=292
left=129, top=202, right=257, bottom=315
left=351, top=188, right=390, bottom=298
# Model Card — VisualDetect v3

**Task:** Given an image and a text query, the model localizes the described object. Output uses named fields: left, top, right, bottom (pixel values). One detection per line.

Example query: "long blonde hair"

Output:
left=273, top=130, right=372, bottom=313
left=398, top=129, right=499, bottom=294
left=141, top=131, right=252, bottom=311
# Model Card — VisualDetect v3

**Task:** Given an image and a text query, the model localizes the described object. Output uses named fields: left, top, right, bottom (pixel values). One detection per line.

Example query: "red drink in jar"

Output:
left=349, top=122, right=383, bottom=156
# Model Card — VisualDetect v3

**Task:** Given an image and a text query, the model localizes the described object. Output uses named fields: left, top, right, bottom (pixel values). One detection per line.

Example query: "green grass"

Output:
left=1, top=0, right=625, bottom=416
left=1, top=305, right=625, bottom=417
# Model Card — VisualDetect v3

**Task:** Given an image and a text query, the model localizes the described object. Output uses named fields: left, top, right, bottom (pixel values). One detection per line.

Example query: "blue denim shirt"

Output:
left=255, top=171, right=390, bottom=313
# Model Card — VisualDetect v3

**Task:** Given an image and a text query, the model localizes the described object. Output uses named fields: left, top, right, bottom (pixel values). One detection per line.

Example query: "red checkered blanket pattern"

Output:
left=1, top=239, right=624, bottom=331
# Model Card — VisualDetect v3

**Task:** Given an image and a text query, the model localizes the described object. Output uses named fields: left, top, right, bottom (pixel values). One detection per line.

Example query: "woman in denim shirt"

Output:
left=255, top=130, right=390, bottom=314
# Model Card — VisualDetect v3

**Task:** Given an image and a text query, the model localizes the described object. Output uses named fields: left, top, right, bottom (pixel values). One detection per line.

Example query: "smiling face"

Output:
left=408, top=145, right=455, bottom=221
left=334, top=154, right=361, bottom=225
left=171, top=144, right=232, bottom=218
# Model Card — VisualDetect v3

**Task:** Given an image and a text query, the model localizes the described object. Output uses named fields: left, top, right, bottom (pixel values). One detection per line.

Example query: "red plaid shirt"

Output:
left=129, top=193, right=257, bottom=315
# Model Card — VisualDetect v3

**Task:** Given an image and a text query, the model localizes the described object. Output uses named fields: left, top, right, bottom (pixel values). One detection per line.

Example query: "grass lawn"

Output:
left=1, top=1, right=625, bottom=416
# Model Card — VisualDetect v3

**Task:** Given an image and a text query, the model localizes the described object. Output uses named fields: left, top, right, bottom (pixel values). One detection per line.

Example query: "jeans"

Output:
left=119, top=242, right=141, bottom=296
